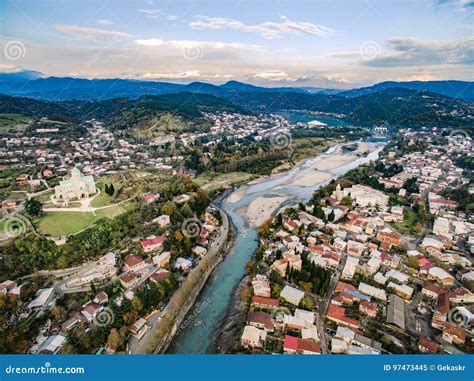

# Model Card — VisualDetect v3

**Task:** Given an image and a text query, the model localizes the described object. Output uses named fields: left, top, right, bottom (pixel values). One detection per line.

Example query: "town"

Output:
left=238, top=129, right=473, bottom=355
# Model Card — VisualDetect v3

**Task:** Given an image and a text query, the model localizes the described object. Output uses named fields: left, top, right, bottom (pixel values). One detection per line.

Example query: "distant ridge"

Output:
left=0, top=70, right=472, bottom=102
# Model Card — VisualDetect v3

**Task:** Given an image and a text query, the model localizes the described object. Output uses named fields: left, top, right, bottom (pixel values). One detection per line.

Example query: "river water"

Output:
left=167, top=142, right=384, bottom=354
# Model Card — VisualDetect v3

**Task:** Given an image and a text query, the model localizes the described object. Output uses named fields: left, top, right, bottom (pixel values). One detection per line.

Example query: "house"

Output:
left=280, top=285, right=305, bottom=306
left=152, top=214, right=170, bottom=228
left=327, top=305, right=360, bottom=329
left=251, top=296, right=279, bottom=308
left=192, top=246, right=207, bottom=257
left=418, top=336, right=440, bottom=354
left=173, top=194, right=190, bottom=204
left=141, top=236, right=166, bottom=253
left=422, top=283, right=446, bottom=300
left=331, top=338, right=348, bottom=353
left=81, top=301, right=103, bottom=322
left=152, top=251, right=171, bottom=267
left=28, top=288, right=55, bottom=310
left=359, top=300, right=377, bottom=318
left=119, top=272, right=141, bottom=288
left=283, top=335, right=321, bottom=354
left=241, top=325, right=267, bottom=348
left=433, top=217, right=451, bottom=236
left=428, top=267, right=455, bottom=286
left=341, top=256, right=359, bottom=280
left=359, top=282, right=386, bottom=301
left=442, top=322, right=466, bottom=345
left=150, top=269, right=170, bottom=283
left=376, top=229, right=402, bottom=246
left=252, top=276, right=271, bottom=298
left=143, top=193, right=159, bottom=204
left=347, top=240, right=365, bottom=257
left=0, top=280, right=17, bottom=294
left=124, top=255, right=146, bottom=272
left=37, top=335, right=66, bottom=354
left=248, top=311, right=275, bottom=332
left=93, top=291, right=108, bottom=305
left=388, top=282, right=414, bottom=300
left=271, top=258, right=288, bottom=276
left=129, top=318, right=150, bottom=340
left=174, top=257, right=193, bottom=270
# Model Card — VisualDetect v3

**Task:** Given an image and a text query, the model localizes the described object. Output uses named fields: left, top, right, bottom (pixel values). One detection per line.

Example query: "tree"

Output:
left=180, top=203, right=193, bottom=218
left=104, top=184, right=110, bottom=195
left=328, top=210, right=335, bottom=222
left=107, top=328, right=124, bottom=351
left=24, top=198, right=42, bottom=217
left=109, top=184, right=115, bottom=195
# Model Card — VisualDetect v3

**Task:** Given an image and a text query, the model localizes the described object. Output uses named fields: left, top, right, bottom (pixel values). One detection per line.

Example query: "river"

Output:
left=167, top=142, right=384, bottom=354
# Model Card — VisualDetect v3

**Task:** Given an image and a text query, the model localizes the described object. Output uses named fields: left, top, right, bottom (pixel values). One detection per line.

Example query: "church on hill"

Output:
left=54, top=168, right=97, bottom=205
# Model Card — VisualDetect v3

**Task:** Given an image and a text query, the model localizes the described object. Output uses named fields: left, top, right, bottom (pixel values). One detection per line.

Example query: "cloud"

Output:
left=140, top=71, right=233, bottom=80
left=0, top=63, right=22, bottom=73
left=97, top=19, right=113, bottom=25
left=253, top=70, right=296, bottom=81
left=365, top=36, right=474, bottom=67
left=55, top=24, right=131, bottom=42
left=190, top=16, right=332, bottom=39
left=138, top=8, right=178, bottom=21
left=433, top=0, right=474, bottom=11
left=134, top=38, right=260, bottom=51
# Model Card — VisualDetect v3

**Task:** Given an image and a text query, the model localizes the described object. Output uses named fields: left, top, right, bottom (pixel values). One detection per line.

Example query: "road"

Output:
left=129, top=205, right=230, bottom=354
left=316, top=252, right=347, bottom=354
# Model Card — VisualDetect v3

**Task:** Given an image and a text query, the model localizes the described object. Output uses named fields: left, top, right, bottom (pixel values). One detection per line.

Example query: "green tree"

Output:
left=24, top=198, right=42, bottom=217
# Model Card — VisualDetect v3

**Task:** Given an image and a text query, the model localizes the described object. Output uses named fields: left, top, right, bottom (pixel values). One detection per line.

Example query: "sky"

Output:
left=0, top=0, right=472, bottom=88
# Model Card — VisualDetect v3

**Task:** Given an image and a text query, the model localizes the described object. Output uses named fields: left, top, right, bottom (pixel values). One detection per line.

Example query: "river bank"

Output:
left=168, top=141, right=385, bottom=353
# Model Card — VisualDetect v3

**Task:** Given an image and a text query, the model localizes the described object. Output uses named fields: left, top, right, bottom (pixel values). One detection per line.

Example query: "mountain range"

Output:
left=1, top=70, right=473, bottom=102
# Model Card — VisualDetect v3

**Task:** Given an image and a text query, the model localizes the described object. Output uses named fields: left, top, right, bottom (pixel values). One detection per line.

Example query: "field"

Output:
left=0, top=113, right=34, bottom=133
left=391, top=209, right=422, bottom=236
left=90, top=180, right=123, bottom=208
left=37, top=201, right=135, bottom=236
left=291, top=137, right=340, bottom=162
left=194, top=171, right=258, bottom=191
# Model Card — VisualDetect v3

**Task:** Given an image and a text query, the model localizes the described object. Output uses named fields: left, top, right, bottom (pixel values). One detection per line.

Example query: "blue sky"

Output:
left=0, top=0, right=472, bottom=87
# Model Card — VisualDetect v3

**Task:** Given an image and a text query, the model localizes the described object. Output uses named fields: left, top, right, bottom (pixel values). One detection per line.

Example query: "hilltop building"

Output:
left=54, top=168, right=96, bottom=204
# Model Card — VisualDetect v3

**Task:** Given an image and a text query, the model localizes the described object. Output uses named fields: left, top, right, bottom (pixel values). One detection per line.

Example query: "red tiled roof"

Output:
left=283, top=335, right=299, bottom=351
left=124, top=255, right=144, bottom=268
left=252, top=296, right=279, bottom=307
